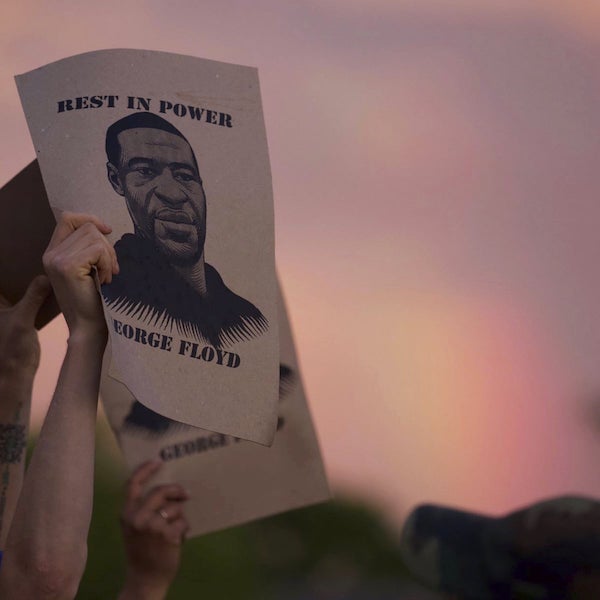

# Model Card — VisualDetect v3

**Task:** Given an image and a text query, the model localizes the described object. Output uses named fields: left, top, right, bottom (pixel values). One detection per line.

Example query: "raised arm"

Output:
left=0, top=276, right=51, bottom=548
left=0, top=213, right=118, bottom=599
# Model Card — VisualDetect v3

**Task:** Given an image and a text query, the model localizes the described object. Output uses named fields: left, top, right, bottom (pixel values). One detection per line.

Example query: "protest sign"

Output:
left=0, top=161, right=59, bottom=328
left=16, top=50, right=279, bottom=444
left=101, top=283, right=330, bottom=537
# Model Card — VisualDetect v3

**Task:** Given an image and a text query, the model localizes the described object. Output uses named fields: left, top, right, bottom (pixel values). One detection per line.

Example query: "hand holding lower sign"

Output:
left=42, top=212, right=118, bottom=338
left=118, top=461, right=190, bottom=600
left=0, top=275, right=50, bottom=376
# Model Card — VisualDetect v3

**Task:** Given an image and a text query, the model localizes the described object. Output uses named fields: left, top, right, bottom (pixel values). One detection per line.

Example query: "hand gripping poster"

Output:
left=16, top=50, right=279, bottom=445
left=100, top=283, right=331, bottom=537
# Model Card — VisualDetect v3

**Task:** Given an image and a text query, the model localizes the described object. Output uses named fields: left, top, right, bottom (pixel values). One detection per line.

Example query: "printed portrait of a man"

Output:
left=101, top=112, right=268, bottom=349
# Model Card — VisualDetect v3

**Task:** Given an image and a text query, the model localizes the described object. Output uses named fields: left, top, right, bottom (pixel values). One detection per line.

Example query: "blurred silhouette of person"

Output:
left=401, top=496, right=600, bottom=599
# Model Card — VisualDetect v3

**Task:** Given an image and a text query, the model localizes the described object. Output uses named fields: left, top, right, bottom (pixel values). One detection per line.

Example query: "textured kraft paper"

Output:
left=100, top=283, right=330, bottom=537
left=16, top=50, right=279, bottom=445
left=0, top=161, right=59, bottom=328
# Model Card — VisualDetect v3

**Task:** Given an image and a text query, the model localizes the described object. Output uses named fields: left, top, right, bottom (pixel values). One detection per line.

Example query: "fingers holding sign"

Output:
left=119, top=461, right=190, bottom=599
left=42, top=212, right=118, bottom=337
left=0, top=275, right=51, bottom=375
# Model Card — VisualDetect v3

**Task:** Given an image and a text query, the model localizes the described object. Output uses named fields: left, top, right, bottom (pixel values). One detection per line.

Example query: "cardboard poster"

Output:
left=16, top=50, right=279, bottom=445
left=0, top=161, right=59, bottom=328
left=101, top=284, right=331, bottom=537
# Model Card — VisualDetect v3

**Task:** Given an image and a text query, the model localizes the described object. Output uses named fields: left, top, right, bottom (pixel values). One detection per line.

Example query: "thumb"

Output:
left=16, top=275, right=52, bottom=325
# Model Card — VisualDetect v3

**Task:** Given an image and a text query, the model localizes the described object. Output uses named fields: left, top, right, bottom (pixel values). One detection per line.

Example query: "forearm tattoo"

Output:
left=0, top=402, right=26, bottom=536
left=0, top=424, right=26, bottom=464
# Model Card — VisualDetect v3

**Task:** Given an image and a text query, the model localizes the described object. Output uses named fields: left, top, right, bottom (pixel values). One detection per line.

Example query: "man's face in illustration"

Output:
left=107, top=127, right=206, bottom=266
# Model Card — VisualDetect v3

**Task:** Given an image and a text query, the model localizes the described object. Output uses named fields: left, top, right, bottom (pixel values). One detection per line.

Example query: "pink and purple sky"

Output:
left=2, top=0, right=600, bottom=526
